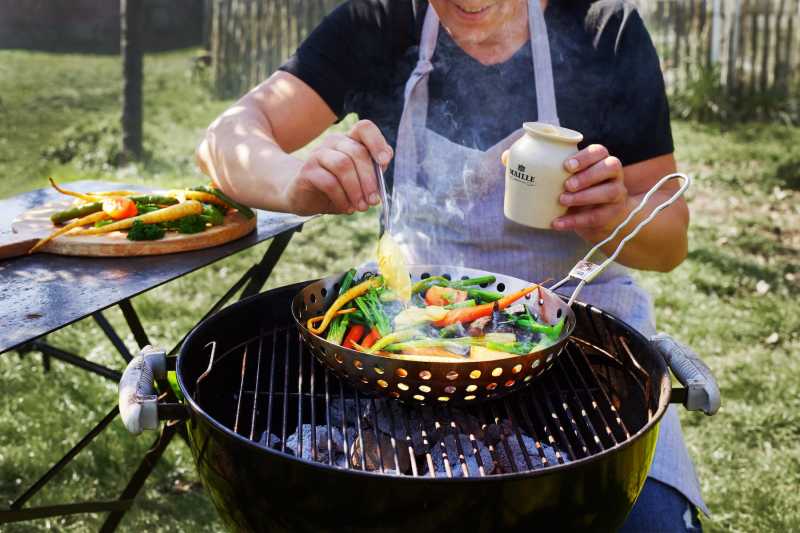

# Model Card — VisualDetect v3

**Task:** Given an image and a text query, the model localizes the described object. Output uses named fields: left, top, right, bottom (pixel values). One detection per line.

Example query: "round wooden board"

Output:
left=12, top=200, right=257, bottom=257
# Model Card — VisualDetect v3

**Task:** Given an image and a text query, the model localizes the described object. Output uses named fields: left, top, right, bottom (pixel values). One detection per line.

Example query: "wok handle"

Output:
left=118, top=345, right=167, bottom=435
left=651, top=333, right=721, bottom=416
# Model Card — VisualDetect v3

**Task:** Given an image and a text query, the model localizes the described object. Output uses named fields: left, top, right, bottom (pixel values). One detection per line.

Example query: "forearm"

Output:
left=578, top=191, right=689, bottom=272
left=202, top=98, right=303, bottom=212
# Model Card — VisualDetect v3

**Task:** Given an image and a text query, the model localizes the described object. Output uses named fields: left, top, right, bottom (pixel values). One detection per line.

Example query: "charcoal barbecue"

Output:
left=119, top=277, right=719, bottom=532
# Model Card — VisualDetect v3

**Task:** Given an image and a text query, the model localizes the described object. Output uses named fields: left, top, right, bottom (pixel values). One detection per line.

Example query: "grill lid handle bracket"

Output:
left=119, top=345, right=167, bottom=435
left=651, top=333, right=721, bottom=416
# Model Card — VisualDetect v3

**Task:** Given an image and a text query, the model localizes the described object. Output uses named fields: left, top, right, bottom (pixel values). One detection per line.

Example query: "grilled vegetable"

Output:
left=368, top=328, right=423, bottom=353
left=513, top=316, right=565, bottom=339
left=127, top=220, right=166, bottom=241
left=393, top=306, right=448, bottom=329
left=102, top=197, right=138, bottom=220
left=307, top=308, right=358, bottom=330
left=354, top=288, right=392, bottom=336
left=29, top=210, right=111, bottom=253
left=191, top=185, right=256, bottom=219
left=425, top=286, right=468, bottom=306
left=164, top=214, right=206, bottom=234
left=167, top=190, right=229, bottom=209
left=72, top=201, right=204, bottom=236
left=433, top=284, right=540, bottom=327
left=400, top=347, right=466, bottom=358
left=466, top=288, right=503, bottom=303
left=445, top=299, right=476, bottom=310
left=326, top=269, right=357, bottom=344
left=343, top=325, right=366, bottom=350
left=50, top=202, right=102, bottom=224
left=307, top=276, right=383, bottom=335
left=360, top=328, right=381, bottom=349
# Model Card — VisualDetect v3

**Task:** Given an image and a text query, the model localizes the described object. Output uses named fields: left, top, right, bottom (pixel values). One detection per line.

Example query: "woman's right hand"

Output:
left=283, top=120, right=394, bottom=216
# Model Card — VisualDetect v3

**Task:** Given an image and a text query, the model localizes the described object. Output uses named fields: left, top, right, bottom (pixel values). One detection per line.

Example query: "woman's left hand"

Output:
left=552, top=144, right=628, bottom=238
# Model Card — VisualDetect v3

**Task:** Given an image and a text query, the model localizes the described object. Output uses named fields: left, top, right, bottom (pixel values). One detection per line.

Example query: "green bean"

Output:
left=50, top=202, right=102, bottom=224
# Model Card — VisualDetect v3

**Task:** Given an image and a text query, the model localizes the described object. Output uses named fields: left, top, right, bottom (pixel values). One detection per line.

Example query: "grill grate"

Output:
left=194, top=315, right=645, bottom=478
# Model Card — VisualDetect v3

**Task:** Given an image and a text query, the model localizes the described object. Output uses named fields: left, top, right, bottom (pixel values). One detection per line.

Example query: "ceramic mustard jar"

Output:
left=504, top=122, right=584, bottom=229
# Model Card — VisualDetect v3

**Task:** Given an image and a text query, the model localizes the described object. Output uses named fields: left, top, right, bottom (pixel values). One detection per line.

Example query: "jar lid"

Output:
left=523, top=122, right=584, bottom=144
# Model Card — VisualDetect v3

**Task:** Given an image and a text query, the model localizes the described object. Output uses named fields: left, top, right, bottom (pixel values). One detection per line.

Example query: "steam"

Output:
left=585, top=0, right=638, bottom=51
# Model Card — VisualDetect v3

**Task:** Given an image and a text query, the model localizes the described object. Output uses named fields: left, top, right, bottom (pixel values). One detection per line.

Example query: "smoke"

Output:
left=585, top=0, right=638, bottom=51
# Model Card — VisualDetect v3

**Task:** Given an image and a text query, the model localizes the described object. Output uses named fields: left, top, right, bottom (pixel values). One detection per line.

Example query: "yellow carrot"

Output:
left=307, top=276, right=383, bottom=335
left=29, top=211, right=111, bottom=253
left=166, top=190, right=228, bottom=208
left=306, top=308, right=358, bottom=329
left=71, top=201, right=204, bottom=236
left=49, top=177, right=103, bottom=203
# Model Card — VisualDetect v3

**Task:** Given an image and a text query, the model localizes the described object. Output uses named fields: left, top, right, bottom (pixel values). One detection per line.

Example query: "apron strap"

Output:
left=529, top=0, right=560, bottom=126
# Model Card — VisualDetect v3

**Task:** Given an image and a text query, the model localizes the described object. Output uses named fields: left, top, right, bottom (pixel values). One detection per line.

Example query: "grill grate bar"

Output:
left=573, top=341, right=630, bottom=439
left=248, top=332, right=265, bottom=441
left=543, top=355, right=591, bottom=457
left=280, top=328, right=291, bottom=452
left=390, top=402, right=419, bottom=477
left=309, top=348, right=318, bottom=462
left=515, top=393, right=552, bottom=467
left=233, top=343, right=249, bottom=435
left=337, top=379, right=352, bottom=470
left=502, top=398, right=535, bottom=470
left=352, top=389, right=368, bottom=471
left=323, top=369, right=334, bottom=466
left=526, top=384, right=571, bottom=464
left=453, top=408, right=488, bottom=477
left=264, top=328, right=278, bottom=444
left=478, top=404, right=513, bottom=473
left=442, top=406, right=473, bottom=477
left=369, top=398, right=391, bottom=473
left=562, top=343, right=618, bottom=446
left=425, top=408, right=454, bottom=479
left=296, top=332, right=304, bottom=458
left=557, top=348, right=606, bottom=452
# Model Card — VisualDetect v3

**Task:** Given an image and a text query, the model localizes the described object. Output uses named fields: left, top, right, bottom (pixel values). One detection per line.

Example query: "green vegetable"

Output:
left=513, top=316, right=565, bottom=339
left=444, top=299, right=476, bottom=309
left=94, top=219, right=114, bottom=228
left=466, top=288, right=503, bottom=303
left=126, top=220, right=166, bottom=241
left=136, top=204, right=162, bottom=215
left=201, top=204, right=226, bottom=226
left=354, top=289, right=392, bottom=336
left=327, top=269, right=357, bottom=345
left=485, top=341, right=539, bottom=355
left=369, top=328, right=423, bottom=353
left=130, top=195, right=179, bottom=207
left=450, top=276, right=497, bottom=289
left=164, top=214, right=206, bottom=234
left=191, top=185, right=255, bottom=219
left=411, top=275, right=497, bottom=295
left=50, top=202, right=102, bottom=224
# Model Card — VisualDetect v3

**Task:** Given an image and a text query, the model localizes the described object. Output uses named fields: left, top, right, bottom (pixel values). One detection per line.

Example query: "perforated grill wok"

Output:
left=293, top=174, right=692, bottom=405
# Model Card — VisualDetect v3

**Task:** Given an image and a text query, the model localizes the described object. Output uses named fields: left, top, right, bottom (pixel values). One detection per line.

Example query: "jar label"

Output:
left=509, top=164, right=537, bottom=187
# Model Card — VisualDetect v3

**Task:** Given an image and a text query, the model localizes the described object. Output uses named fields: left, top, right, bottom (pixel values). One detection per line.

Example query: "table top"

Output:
left=0, top=181, right=307, bottom=354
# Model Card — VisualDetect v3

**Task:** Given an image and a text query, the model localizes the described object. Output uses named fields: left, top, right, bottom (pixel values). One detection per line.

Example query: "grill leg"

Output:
left=99, top=422, right=180, bottom=533
left=119, top=299, right=151, bottom=349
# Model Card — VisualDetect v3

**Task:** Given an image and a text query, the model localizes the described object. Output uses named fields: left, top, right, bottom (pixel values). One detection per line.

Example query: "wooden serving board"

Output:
left=6, top=200, right=257, bottom=258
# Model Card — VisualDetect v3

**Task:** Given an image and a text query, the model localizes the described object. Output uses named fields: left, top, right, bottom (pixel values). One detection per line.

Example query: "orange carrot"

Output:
left=342, top=325, right=366, bottom=350
left=433, top=284, right=540, bottom=327
left=424, top=286, right=468, bottom=307
left=360, top=328, right=381, bottom=349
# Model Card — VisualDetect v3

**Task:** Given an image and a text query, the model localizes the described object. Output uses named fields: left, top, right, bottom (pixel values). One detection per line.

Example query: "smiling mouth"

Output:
left=453, top=3, right=493, bottom=15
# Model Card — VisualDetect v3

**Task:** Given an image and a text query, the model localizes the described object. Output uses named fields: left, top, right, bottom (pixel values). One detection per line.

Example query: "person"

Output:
left=197, top=0, right=704, bottom=530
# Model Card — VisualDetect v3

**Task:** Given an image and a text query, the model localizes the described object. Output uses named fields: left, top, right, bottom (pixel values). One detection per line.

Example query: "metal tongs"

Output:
left=551, top=173, right=692, bottom=306
left=373, top=159, right=391, bottom=233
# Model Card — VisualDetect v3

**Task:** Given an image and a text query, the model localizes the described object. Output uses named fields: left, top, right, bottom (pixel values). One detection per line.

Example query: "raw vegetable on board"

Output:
left=28, top=179, right=255, bottom=253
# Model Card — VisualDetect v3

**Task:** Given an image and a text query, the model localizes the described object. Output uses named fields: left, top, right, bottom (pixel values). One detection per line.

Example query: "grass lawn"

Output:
left=0, top=48, right=798, bottom=532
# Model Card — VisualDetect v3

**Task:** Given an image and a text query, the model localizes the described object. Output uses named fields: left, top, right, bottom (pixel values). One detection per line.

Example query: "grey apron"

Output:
left=390, top=0, right=708, bottom=515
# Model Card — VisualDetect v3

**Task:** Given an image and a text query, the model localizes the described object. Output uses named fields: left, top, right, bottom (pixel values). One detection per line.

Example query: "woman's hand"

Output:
left=552, top=144, right=628, bottom=239
left=283, top=120, right=393, bottom=216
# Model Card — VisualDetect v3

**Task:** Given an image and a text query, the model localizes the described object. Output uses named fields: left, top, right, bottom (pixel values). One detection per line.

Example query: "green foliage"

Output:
left=163, top=214, right=206, bottom=234
left=672, top=65, right=800, bottom=125
left=127, top=220, right=167, bottom=241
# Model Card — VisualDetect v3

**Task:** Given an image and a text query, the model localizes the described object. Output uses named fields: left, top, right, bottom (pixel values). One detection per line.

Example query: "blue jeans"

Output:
left=620, top=478, right=703, bottom=532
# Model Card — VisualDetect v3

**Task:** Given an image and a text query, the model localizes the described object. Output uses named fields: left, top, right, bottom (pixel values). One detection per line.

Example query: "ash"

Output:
left=260, top=398, right=569, bottom=477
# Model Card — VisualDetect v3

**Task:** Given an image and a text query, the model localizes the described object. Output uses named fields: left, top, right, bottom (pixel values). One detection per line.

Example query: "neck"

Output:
left=446, top=0, right=546, bottom=66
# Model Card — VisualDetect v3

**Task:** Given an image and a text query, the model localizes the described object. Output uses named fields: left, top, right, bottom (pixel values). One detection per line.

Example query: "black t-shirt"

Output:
left=280, top=0, right=673, bottom=183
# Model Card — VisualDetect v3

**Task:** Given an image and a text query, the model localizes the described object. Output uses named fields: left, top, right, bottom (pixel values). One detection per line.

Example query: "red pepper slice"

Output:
left=342, top=324, right=366, bottom=349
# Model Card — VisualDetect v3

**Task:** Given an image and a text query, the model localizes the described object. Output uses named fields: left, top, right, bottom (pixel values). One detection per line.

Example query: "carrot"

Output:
left=307, top=277, right=383, bottom=335
left=306, top=308, right=357, bottom=329
left=432, top=284, right=540, bottom=327
left=49, top=177, right=103, bottom=203
left=360, top=328, right=381, bottom=349
left=425, top=286, right=467, bottom=306
left=71, top=201, right=204, bottom=236
left=166, top=190, right=229, bottom=209
left=28, top=210, right=111, bottom=254
left=342, top=324, right=366, bottom=349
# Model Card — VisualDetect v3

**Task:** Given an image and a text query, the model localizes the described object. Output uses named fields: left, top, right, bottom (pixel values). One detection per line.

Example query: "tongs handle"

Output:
left=373, top=159, right=391, bottom=233
left=552, top=172, right=692, bottom=306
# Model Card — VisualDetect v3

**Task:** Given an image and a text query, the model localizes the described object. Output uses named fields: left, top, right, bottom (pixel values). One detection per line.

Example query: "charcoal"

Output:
left=349, top=430, right=412, bottom=474
left=257, top=431, right=282, bottom=449
left=427, top=434, right=494, bottom=478
left=285, top=424, right=351, bottom=465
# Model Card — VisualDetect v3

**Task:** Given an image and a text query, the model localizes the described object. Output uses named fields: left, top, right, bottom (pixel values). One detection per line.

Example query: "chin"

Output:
left=431, top=0, right=508, bottom=39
